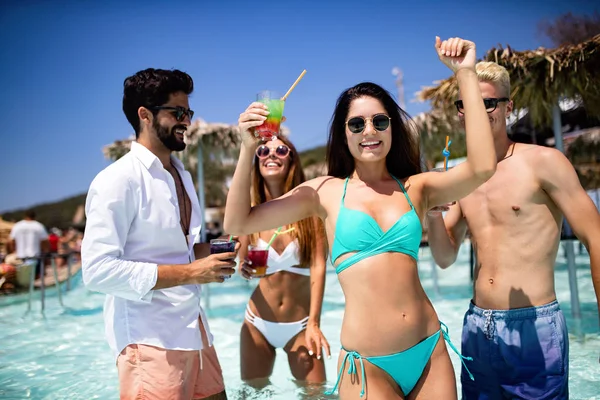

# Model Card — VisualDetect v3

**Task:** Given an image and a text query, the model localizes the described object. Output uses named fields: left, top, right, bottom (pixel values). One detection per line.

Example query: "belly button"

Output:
left=512, top=205, right=520, bottom=214
left=489, top=278, right=494, bottom=284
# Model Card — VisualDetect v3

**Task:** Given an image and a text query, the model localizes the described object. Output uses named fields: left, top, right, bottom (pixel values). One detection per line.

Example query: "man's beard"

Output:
left=153, top=119, right=186, bottom=152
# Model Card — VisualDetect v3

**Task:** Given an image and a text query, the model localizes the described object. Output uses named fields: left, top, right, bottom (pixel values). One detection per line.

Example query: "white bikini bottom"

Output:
left=244, top=305, right=309, bottom=349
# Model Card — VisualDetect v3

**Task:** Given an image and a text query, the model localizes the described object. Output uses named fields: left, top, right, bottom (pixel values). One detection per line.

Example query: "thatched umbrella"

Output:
left=413, top=108, right=458, bottom=136
left=416, top=34, right=600, bottom=150
left=412, top=109, right=466, bottom=169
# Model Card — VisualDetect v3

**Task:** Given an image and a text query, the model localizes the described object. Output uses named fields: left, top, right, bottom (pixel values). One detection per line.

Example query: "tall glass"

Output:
left=210, top=239, right=235, bottom=280
left=255, top=90, right=285, bottom=141
left=247, top=245, right=269, bottom=277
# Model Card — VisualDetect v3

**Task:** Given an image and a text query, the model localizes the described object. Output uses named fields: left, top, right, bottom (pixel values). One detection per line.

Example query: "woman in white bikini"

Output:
left=237, top=135, right=330, bottom=386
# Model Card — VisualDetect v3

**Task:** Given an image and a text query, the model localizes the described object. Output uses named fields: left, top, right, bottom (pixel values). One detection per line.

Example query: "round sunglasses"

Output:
left=346, top=114, right=391, bottom=134
left=151, top=106, right=195, bottom=122
left=255, top=144, right=291, bottom=159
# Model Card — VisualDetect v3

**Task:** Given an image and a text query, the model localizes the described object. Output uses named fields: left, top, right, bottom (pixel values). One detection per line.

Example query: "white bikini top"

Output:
left=256, top=238, right=311, bottom=277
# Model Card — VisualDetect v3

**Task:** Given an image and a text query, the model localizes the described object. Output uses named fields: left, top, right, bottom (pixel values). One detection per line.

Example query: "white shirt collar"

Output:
left=129, top=141, right=186, bottom=171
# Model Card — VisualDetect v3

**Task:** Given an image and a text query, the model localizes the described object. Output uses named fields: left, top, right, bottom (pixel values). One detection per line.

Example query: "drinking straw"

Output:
left=443, top=135, right=452, bottom=171
left=281, top=70, right=307, bottom=101
left=266, top=227, right=296, bottom=248
left=228, top=235, right=233, bottom=242
left=267, top=227, right=283, bottom=248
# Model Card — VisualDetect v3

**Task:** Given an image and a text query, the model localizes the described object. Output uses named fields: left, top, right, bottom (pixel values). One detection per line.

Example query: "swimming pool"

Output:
left=1, top=243, right=598, bottom=399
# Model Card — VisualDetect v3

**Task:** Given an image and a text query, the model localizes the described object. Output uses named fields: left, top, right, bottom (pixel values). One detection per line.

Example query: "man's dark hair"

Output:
left=122, top=68, right=194, bottom=137
left=24, top=209, right=36, bottom=219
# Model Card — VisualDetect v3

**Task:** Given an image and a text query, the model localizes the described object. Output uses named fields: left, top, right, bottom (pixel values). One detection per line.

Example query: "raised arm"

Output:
left=224, top=103, right=326, bottom=235
left=426, top=202, right=468, bottom=268
left=536, top=148, right=600, bottom=316
left=415, top=37, right=496, bottom=209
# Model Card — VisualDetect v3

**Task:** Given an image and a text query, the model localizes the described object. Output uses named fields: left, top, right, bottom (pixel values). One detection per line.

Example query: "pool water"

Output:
left=1, top=243, right=598, bottom=399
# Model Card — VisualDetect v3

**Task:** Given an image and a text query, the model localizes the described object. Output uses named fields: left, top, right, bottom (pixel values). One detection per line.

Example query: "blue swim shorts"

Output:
left=461, top=300, right=568, bottom=400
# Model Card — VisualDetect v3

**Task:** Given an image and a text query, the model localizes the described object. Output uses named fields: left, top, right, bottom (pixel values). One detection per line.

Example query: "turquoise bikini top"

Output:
left=331, top=176, right=422, bottom=274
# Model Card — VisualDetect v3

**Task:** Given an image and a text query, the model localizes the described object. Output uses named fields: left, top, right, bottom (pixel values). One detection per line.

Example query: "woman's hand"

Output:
left=305, top=322, right=331, bottom=360
left=239, top=259, right=254, bottom=280
left=238, top=102, right=269, bottom=149
left=426, top=202, right=456, bottom=217
left=238, top=259, right=266, bottom=279
left=435, top=36, right=477, bottom=73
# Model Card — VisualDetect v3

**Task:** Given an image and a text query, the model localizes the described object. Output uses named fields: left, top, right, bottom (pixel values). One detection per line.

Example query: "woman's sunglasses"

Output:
left=346, top=114, right=391, bottom=134
left=151, top=106, right=195, bottom=122
left=453, top=98, right=509, bottom=114
left=255, top=144, right=291, bottom=159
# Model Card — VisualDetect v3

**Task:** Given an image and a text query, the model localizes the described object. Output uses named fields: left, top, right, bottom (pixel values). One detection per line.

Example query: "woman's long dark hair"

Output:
left=326, top=82, right=421, bottom=179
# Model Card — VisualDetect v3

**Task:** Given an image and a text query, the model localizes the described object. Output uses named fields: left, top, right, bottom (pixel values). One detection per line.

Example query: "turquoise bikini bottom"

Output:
left=325, top=322, right=474, bottom=397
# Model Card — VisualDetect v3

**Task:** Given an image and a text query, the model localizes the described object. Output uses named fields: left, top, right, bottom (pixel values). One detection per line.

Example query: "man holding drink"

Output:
left=82, top=68, right=237, bottom=399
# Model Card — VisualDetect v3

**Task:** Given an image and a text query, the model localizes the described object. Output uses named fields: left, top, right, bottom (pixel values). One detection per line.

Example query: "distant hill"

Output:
left=300, top=145, right=327, bottom=179
left=1, top=193, right=87, bottom=230
left=299, top=145, right=326, bottom=168
left=0, top=145, right=329, bottom=230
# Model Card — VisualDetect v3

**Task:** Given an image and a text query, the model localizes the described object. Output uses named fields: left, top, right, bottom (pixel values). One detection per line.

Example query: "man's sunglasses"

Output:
left=453, top=98, right=509, bottom=114
left=151, top=106, right=195, bottom=122
left=346, top=114, right=391, bottom=134
left=255, top=144, right=291, bottom=159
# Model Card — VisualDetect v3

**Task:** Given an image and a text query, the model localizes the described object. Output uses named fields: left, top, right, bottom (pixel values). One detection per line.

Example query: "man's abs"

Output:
left=460, top=148, right=564, bottom=310
left=471, top=224, right=560, bottom=309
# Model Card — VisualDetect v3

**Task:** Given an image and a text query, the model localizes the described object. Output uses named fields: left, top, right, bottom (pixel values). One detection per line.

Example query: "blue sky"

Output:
left=0, top=0, right=597, bottom=213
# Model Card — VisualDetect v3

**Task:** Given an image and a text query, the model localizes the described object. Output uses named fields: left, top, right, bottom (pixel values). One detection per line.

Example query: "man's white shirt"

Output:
left=10, top=220, right=48, bottom=258
left=81, top=142, right=212, bottom=360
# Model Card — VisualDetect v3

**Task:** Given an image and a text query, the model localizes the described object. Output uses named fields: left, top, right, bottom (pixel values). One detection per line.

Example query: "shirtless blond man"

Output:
left=427, top=61, right=600, bottom=400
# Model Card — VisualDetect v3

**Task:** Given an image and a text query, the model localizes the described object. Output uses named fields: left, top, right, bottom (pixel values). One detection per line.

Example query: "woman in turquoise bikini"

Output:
left=226, top=36, right=496, bottom=399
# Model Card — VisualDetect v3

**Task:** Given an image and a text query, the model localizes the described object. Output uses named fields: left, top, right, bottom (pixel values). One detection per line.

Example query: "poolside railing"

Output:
left=21, top=251, right=79, bottom=313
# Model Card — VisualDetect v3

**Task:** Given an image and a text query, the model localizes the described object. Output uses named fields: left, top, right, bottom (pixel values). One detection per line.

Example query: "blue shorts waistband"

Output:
left=468, top=300, right=560, bottom=320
